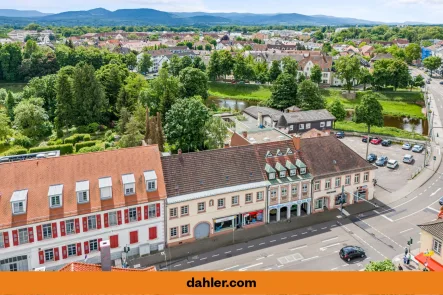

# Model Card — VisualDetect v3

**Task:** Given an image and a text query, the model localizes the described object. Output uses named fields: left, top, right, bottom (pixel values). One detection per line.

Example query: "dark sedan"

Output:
left=367, top=153, right=377, bottom=163
left=339, top=246, right=366, bottom=262
left=336, top=131, right=345, bottom=139
left=375, top=156, right=388, bottom=166
left=362, top=136, right=373, bottom=143
left=381, top=140, right=392, bottom=147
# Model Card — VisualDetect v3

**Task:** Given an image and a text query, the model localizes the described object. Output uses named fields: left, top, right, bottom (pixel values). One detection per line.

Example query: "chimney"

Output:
left=242, top=131, right=248, bottom=138
left=257, top=111, right=263, bottom=128
left=292, top=134, right=301, bottom=150
left=224, top=143, right=230, bottom=148
left=100, top=240, right=112, bottom=271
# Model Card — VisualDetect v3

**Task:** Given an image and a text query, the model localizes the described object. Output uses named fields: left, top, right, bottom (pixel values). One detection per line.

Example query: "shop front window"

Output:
left=214, top=217, right=235, bottom=233
left=243, top=210, right=264, bottom=226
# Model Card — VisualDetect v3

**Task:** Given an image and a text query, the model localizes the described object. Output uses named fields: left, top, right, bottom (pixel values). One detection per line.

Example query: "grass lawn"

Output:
left=0, top=82, right=27, bottom=93
left=208, top=82, right=271, bottom=101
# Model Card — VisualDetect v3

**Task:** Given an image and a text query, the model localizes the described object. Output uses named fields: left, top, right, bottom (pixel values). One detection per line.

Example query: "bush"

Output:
left=105, top=147, right=118, bottom=151
left=83, top=134, right=91, bottom=141
left=77, top=145, right=104, bottom=154
left=0, top=140, right=10, bottom=149
left=104, top=142, right=116, bottom=149
left=76, top=126, right=89, bottom=134
left=3, top=146, right=28, bottom=156
left=29, top=144, right=74, bottom=155
left=64, top=134, right=89, bottom=144
left=105, top=130, right=115, bottom=142
left=87, top=123, right=100, bottom=133
left=12, top=134, right=32, bottom=148
left=75, top=141, right=97, bottom=152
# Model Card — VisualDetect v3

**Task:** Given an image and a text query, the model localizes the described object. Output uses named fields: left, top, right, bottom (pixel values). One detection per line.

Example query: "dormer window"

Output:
left=143, top=170, right=158, bottom=192
left=10, top=190, right=28, bottom=215
left=265, top=164, right=277, bottom=181
left=76, top=181, right=90, bottom=204
left=290, top=169, right=296, bottom=176
left=276, top=149, right=283, bottom=156
left=48, top=184, right=63, bottom=208
left=275, top=162, right=287, bottom=178
left=265, top=151, right=273, bottom=158
left=279, top=171, right=286, bottom=178
left=296, top=159, right=307, bottom=175
left=269, top=173, right=276, bottom=180
left=99, top=177, right=112, bottom=200
left=300, top=168, right=306, bottom=175
left=286, top=148, right=293, bottom=155
left=122, top=174, right=136, bottom=196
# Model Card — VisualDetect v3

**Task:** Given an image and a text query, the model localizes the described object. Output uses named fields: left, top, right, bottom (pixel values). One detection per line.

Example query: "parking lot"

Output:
left=340, top=136, right=426, bottom=192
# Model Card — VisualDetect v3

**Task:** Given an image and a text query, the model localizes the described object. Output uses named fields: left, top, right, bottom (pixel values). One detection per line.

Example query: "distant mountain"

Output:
left=0, top=8, right=433, bottom=26
left=0, top=9, right=51, bottom=18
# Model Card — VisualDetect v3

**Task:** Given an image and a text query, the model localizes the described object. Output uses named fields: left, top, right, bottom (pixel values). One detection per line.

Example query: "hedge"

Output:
left=78, top=145, right=104, bottom=154
left=29, top=144, right=74, bottom=155
left=75, top=141, right=97, bottom=152
left=3, top=147, right=28, bottom=156
left=64, top=134, right=89, bottom=144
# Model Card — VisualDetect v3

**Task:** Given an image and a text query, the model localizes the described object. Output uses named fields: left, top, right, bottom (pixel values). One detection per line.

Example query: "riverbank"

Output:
left=335, top=121, right=427, bottom=140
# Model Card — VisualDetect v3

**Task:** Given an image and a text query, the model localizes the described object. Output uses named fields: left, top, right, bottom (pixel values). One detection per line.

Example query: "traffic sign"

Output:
left=424, top=250, right=434, bottom=257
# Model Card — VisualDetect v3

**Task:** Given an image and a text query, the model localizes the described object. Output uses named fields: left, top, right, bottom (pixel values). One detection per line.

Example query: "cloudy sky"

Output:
left=4, top=0, right=443, bottom=23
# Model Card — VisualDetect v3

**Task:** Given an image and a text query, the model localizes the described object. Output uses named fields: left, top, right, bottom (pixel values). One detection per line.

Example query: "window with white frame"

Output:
left=320, top=122, right=325, bottom=128
left=108, top=212, right=118, bottom=226
left=42, top=224, right=52, bottom=239
left=280, top=171, right=286, bottom=178
left=290, top=169, right=296, bottom=176
left=335, top=195, right=346, bottom=205
left=198, top=202, right=205, bottom=212
left=314, top=181, right=320, bottom=191
left=218, top=198, right=225, bottom=208
left=299, top=124, right=305, bottom=130
left=335, top=177, right=341, bottom=188
left=292, top=186, right=298, bottom=196
left=245, top=193, right=252, bottom=203
left=433, top=239, right=442, bottom=254
left=289, top=125, right=294, bottom=131
left=306, top=123, right=311, bottom=129
left=302, top=183, right=308, bottom=193
left=181, top=225, right=189, bottom=235
left=44, top=249, right=54, bottom=262
left=268, top=173, right=276, bottom=180
left=231, top=196, right=239, bottom=206
left=67, top=244, right=77, bottom=256
left=18, top=228, right=28, bottom=244
left=100, top=187, right=112, bottom=200
left=354, top=174, right=360, bottom=184
left=170, top=208, right=178, bottom=218
left=129, top=207, right=137, bottom=222
left=180, top=205, right=189, bottom=216
left=89, top=239, right=99, bottom=252
left=13, top=202, right=25, bottom=214
left=170, top=227, right=178, bottom=238
left=77, top=191, right=88, bottom=203
left=325, top=179, right=331, bottom=190
left=315, top=198, right=324, bottom=210
left=364, top=172, right=369, bottom=182
left=257, top=191, right=264, bottom=201
left=0, top=234, right=4, bottom=248
left=300, top=168, right=306, bottom=175
left=50, top=195, right=61, bottom=208
left=66, top=219, right=75, bottom=234
left=281, top=187, right=287, bottom=197
left=326, top=121, right=331, bottom=127
left=345, top=175, right=351, bottom=185
left=148, top=204, right=157, bottom=218
left=124, top=184, right=135, bottom=196
left=270, top=189, right=277, bottom=199
left=147, top=180, right=156, bottom=191
left=88, top=215, right=97, bottom=229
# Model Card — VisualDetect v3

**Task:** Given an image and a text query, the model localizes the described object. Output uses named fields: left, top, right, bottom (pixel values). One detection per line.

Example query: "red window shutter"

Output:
left=62, top=246, right=67, bottom=259
left=82, top=217, right=88, bottom=232
left=104, top=213, right=109, bottom=228
left=52, top=223, right=58, bottom=238
left=129, top=231, right=138, bottom=244
left=137, top=207, right=142, bottom=221
left=96, top=214, right=102, bottom=229
left=28, top=227, right=34, bottom=243
left=38, top=250, right=44, bottom=264
left=144, top=205, right=149, bottom=219
left=54, top=247, right=60, bottom=261
left=12, top=229, right=18, bottom=246
left=84, top=241, right=90, bottom=254
left=110, top=235, right=119, bottom=248
left=2, top=232, right=9, bottom=248
left=124, top=209, right=129, bottom=224
left=36, top=225, right=43, bottom=241
left=149, top=227, right=157, bottom=240
left=117, top=210, right=122, bottom=225
left=98, top=238, right=103, bottom=251
left=60, top=221, right=66, bottom=236
left=76, top=243, right=82, bottom=256
left=156, top=203, right=161, bottom=217
left=75, top=218, right=81, bottom=233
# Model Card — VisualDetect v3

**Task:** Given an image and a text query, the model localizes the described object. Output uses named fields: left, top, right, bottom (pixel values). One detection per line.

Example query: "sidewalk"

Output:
left=392, top=248, right=421, bottom=271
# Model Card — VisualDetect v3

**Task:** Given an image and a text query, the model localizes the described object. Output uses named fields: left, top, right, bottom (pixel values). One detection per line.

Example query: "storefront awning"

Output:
left=415, top=252, right=443, bottom=271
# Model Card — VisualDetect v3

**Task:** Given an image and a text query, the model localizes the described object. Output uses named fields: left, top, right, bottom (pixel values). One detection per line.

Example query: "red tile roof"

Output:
left=0, top=146, right=166, bottom=230
left=58, top=262, right=156, bottom=272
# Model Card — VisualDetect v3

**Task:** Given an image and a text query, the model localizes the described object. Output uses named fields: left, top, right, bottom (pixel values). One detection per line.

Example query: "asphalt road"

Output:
left=168, top=71, right=443, bottom=271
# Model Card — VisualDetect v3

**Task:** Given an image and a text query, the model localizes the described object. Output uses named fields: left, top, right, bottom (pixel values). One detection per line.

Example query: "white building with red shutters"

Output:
left=0, top=146, right=167, bottom=271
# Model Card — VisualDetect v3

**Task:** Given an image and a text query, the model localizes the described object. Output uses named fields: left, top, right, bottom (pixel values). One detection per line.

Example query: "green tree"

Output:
left=413, top=74, right=425, bottom=89
left=207, top=50, right=221, bottom=80
left=23, top=74, right=58, bottom=121
left=180, top=56, right=193, bottom=69
left=282, top=56, right=298, bottom=77
left=297, top=72, right=306, bottom=83
left=0, top=43, right=23, bottom=81
left=137, top=53, right=153, bottom=74
left=423, top=56, right=442, bottom=77
left=169, top=54, right=182, bottom=76
left=254, top=60, right=269, bottom=84
left=55, top=71, right=74, bottom=129
left=23, top=39, right=39, bottom=59
left=179, top=67, right=208, bottom=100
left=404, top=43, right=421, bottom=64
left=322, top=42, right=332, bottom=53
left=219, top=50, right=234, bottom=78
left=365, top=260, right=396, bottom=272
left=374, top=59, right=410, bottom=91
left=358, top=67, right=372, bottom=91
left=268, top=73, right=298, bottom=110
left=118, top=116, right=144, bottom=148
left=5, top=91, right=15, bottom=121
left=192, top=56, right=206, bottom=71
left=96, top=63, right=129, bottom=117
left=0, top=89, right=7, bottom=104
left=13, top=97, right=51, bottom=139
left=117, top=107, right=131, bottom=134
left=269, top=60, right=282, bottom=82
left=164, top=97, right=210, bottom=153
left=204, top=116, right=228, bottom=150
left=0, top=111, right=12, bottom=140
left=335, top=55, right=360, bottom=93
left=233, top=54, right=255, bottom=82
left=123, top=52, right=137, bottom=70
left=355, top=92, right=384, bottom=159
left=298, top=80, right=325, bottom=110
left=310, top=64, right=322, bottom=84
left=328, top=99, right=346, bottom=124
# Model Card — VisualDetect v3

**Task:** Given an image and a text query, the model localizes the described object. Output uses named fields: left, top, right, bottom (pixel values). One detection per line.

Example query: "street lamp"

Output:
left=161, top=251, right=168, bottom=271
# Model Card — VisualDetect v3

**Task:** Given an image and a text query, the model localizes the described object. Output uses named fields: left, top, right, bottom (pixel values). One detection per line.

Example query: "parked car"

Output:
left=426, top=80, right=431, bottom=84
left=387, top=159, right=399, bottom=169
left=440, top=81, right=443, bottom=85
left=381, top=140, right=392, bottom=147
left=370, top=137, right=383, bottom=145
left=367, top=153, right=377, bottom=163
left=339, top=246, right=366, bottom=262
left=439, top=197, right=443, bottom=206
left=412, top=145, right=424, bottom=153
left=375, top=156, right=388, bottom=166
left=402, top=143, right=412, bottom=150
left=403, top=154, right=414, bottom=164
left=336, top=131, right=345, bottom=139
left=362, top=136, right=373, bottom=143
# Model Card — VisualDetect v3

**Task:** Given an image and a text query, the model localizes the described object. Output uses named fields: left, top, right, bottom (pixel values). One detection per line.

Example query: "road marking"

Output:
left=221, top=265, right=239, bottom=271
left=331, top=267, right=338, bottom=270
left=399, top=228, right=414, bottom=234
left=264, top=268, right=273, bottom=271
left=174, top=264, right=181, bottom=267
left=277, top=265, right=284, bottom=268
left=248, top=245, right=254, bottom=248
left=430, top=188, right=441, bottom=197
left=238, top=263, right=263, bottom=271
left=200, top=257, right=207, bottom=260
left=321, top=227, right=327, bottom=230
left=312, top=229, right=317, bottom=232
left=373, top=210, right=394, bottom=222
left=281, top=237, right=287, bottom=240
left=319, top=243, right=341, bottom=251
left=267, top=254, right=274, bottom=257
left=342, top=264, right=349, bottom=267
left=225, top=251, right=231, bottom=254
left=331, top=225, right=337, bottom=227
left=256, top=257, right=264, bottom=261
left=419, top=193, right=423, bottom=196
left=187, top=261, right=194, bottom=264
left=322, top=237, right=338, bottom=243
left=395, top=199, right=440, bottom=221
left=212, top=254, right=219, bottom=257
left=237, top=248, right=243, bottom=251
left=301, top=256, right=319, bottom=262
left=432, top=182, right=436, bottom=186
left=259, top=243, right=265, bottom=246
left=427, top=206, right=440, bottom=213
left=270, top=240, right=276, bottom=243
left=355, top=216, right=402, bottom=248
left=291, top=234, right=297, bottom=237
left=301, top=232, right=308, bottom=235
left=290, top=245, right=307, bottom=251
